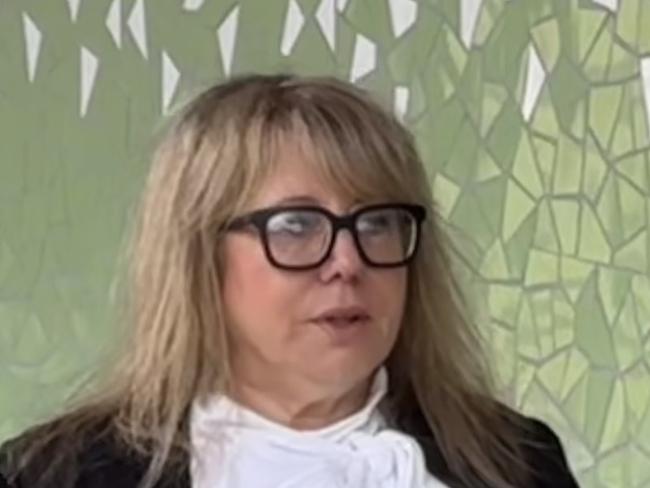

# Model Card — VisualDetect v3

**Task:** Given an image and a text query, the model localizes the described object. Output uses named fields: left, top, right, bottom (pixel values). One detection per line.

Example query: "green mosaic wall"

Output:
left=1, top=1, right=649, bottom=486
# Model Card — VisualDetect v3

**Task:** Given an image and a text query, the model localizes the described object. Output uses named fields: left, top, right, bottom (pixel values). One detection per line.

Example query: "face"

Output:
left=221, top=142, right=408, bottom=397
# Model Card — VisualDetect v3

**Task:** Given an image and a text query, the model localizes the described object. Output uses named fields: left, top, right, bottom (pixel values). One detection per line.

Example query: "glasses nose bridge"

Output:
left=326, top=212, right=361, bottom=260
left=329, top=212, right=358, bottom=239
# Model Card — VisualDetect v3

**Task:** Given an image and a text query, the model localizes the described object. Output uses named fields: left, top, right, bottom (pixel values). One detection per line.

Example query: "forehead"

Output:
left=237, top=112, right=412, bottom=216
left=247, top=139, right=356, bottom=211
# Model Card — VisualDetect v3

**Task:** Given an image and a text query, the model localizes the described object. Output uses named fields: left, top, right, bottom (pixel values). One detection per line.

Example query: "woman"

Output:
left=0, top=74, right=579, bottom=487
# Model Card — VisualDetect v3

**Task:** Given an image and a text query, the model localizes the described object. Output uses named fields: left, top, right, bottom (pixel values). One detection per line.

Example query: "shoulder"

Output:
left=392, top=394, right=579, bottom=487
left=0, top=420, right=147, bottom=488
left=510, top=411, right=580, bottom=488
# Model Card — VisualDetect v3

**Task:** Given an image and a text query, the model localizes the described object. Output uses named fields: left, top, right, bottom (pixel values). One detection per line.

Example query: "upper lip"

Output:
left=312, top=306, right=371, bottom=321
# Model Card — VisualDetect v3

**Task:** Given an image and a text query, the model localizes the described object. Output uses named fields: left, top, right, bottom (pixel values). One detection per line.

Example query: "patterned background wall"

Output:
left=1, top=0, right=649, bottom=486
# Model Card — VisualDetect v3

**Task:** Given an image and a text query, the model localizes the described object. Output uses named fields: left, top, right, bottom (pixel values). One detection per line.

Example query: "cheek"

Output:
left=221, top=238, right=299, bottom=346
left=364, top=270, right=408, bottom=354
left=373, top=270, right=407, bottom=323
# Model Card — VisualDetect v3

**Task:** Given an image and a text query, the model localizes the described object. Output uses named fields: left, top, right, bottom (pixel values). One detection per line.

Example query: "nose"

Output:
left=318, top=228, right=364, bottom=283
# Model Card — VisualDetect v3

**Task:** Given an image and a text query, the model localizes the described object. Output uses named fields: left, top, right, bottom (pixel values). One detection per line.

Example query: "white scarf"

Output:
left=190, top=368, right=450, bottom=488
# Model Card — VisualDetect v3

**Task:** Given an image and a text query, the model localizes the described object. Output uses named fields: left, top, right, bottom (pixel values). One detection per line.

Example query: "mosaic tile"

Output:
left=280, top=0, right=305, bottom=56
left=387, top=8, right=442, bottom=83
left=563, top=365, right=590, bottom=432
left=530, top=134, right=556, bottom=191
left=631, top=276, right=650, bottom=334
left=551, top=199, right=579, bottom=254
left=610, top=99, right=637, bottom=160
left=531, top=18, right=560, bottom=72
left=415, top=99, right=465, bottom=170
left=596, top=447, right=631, bottom=488
left=475, top=177, right=505, bottom=234
left=487, top=284, right=520, bottom=325
left=607, top=40, right=639, bottom=83
left=504, top=208, right=537, bottom=281
left=575, top=274, right=617, bottom=368
left=479, top=82, right=507, bottom=137
left=612, top=294, right=644, bottom=370
left=583, top=133, right=609, bottom=200
left=630, top=83, right=650, bottom=149
left=579, top=204, right=612, bottom=263
left=599, top=379, right=628, bottom=452
left=289, top=20, right=342, bottom=75
left=474, top=144, right=502, bottom=181
left=21, top=13, right=42, bottom=83
left=554, top=133, right=583, bottom=195
left=106, top=0, right=122, bottom=48
left=584, top=370, right=618, bottom=450
left=524, top=249, right=560, bottom=286
left=582, top=20, right=611, bottom=82
left=613, top=230, right=648, bottom=273
left=487, top=104, right=523, bottom=170
left=552, top=289, right=575, bottom=346
left=127, top=0, right=148, bottom=59
left=593, top=0, right=618, bottom=12
left=489, top=322, right=516, bottom=387
left=549, top=56, right=589, bottom=133
left=517, top=293, right=558, bottom=361
left=444, top=122, right=479, bottom=185
left=387, top=0, right=417, bottom=38
left=480, top=239, right=510, bottom=281
left=534, top=199, right=560, bottom=253
left=560, top=256, right=594, bottom=302
left=639, top=3, right=650, bottom=53
left=314, top=0, right=336, bottom=52
left=450, top=190, right=496, bottom=251
left=597, top=171, right=625, bottom=247
left=432, top=172, right=460, bottom=219
left=597, top=267, right=632, bottom=324
left=471, top=0, right=499, bottom=47
left=622, top=361, right=650, bottom=425
left=503, top=178, right=536, bottom=242
left=521, top=44, right=546, bottom=123
left=531, top=85, right=561, bottom=137
left=459, top=0, right=483, bottom=49
left=574, top=7, right=606, bottom=64
left=618, top=175, right=647, bottom=239
left=217, top=6, right=240, bottom=76
left=529, top=289, right=557, bottom=348
left=343, top=0, right=392, bottom=43
left=405, top=75, right=427, bottom=119
left=512, top=131, right=544, bottom=198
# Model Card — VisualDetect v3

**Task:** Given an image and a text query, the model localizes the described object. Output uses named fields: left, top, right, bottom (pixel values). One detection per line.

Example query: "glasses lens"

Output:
left=266, top=210, right=331, bottom=267
left=356, top=207, right=417, bottom=265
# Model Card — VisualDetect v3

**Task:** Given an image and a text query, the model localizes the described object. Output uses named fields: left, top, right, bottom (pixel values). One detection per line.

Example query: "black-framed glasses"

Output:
left=226, top=203, right=426, bottom=270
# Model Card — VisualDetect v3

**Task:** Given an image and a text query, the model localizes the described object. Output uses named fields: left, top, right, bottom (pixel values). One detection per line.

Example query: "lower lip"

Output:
left=312, top=317, right=370, bottom=337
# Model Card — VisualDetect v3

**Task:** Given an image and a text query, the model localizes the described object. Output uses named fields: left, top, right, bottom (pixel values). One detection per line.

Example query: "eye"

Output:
left=267, top=211, right=323, bottom=236
left=357, top=211, right=395, bottom=234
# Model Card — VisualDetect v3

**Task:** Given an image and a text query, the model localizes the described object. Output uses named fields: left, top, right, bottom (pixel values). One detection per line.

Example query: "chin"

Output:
left=307, top=352, right=383, bottom=387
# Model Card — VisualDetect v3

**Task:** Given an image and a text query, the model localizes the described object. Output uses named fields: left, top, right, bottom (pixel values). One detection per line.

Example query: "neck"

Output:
left=228, top=369, right=373, bottom=430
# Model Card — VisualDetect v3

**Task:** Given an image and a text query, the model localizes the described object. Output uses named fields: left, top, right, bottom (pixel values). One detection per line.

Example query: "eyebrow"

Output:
left=270, top=195, right=366, bottom=212
left=273, top=195, right=323, bottom=206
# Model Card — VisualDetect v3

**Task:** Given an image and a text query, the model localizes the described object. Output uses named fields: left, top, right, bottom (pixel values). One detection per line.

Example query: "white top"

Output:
left=190, top=368, right=450, bottom=488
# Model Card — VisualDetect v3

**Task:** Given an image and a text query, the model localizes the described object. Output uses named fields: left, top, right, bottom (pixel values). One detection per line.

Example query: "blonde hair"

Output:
left=6, top=74, right=528, bottom=487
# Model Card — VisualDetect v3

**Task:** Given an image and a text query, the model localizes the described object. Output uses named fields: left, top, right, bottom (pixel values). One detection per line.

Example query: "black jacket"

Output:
left=0, top=408, right=579, bottom=488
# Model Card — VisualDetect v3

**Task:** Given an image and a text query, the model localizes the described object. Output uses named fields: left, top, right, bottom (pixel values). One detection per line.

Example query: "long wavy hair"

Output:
left=3, top=74, right=529, bottom=487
